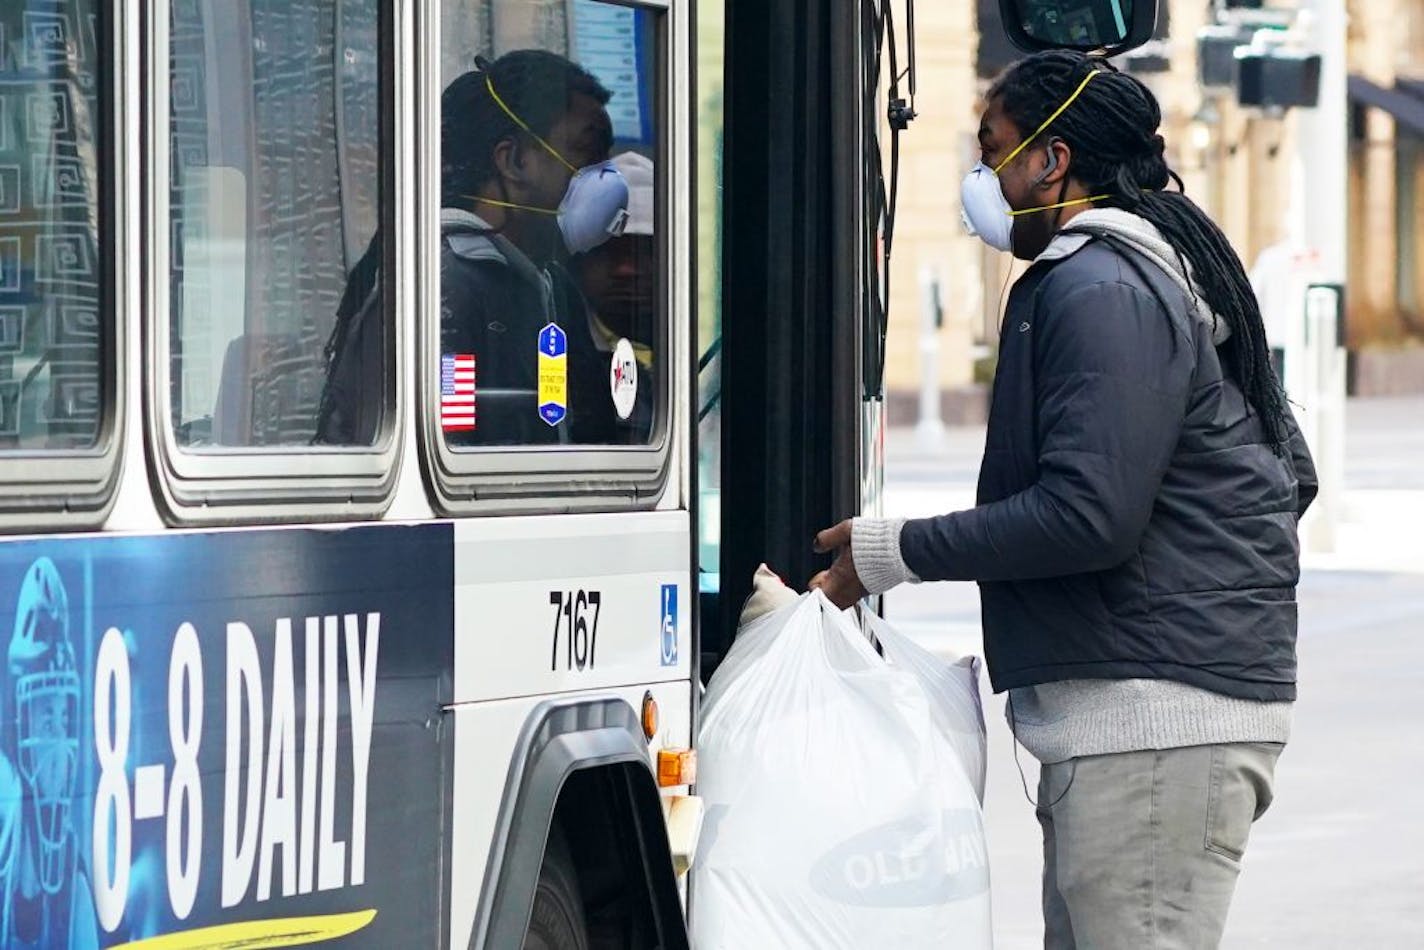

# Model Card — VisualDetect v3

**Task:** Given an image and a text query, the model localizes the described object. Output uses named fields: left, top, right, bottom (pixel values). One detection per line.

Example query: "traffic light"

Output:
left=1235, top=48, right=1322, bottom=109
left=1197, top=24, right=1254, bottom=90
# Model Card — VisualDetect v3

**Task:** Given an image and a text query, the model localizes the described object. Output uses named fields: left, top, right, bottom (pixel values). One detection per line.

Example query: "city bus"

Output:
left=0, top=0, right=1152, bottom=947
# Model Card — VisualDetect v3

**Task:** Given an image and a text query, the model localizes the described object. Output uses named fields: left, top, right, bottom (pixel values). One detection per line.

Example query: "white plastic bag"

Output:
left=691, top=590, right=992, bottom=950
left=860, top=608, right=988, bottom=804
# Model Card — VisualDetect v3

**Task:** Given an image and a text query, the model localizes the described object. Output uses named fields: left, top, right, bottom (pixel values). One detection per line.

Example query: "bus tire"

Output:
left=523, top=828, right=590, bottom=950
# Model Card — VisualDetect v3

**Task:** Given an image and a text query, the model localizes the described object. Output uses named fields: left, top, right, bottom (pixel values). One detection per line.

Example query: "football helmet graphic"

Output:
left=9, top=558, right=79, bottom=896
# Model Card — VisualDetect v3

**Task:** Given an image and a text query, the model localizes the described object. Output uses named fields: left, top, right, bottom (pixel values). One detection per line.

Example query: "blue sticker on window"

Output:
left=537, top=323, right=567, bottom=427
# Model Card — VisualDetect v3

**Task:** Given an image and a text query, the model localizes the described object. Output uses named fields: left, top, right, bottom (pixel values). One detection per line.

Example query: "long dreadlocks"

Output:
left=990, top=50, right=1289, bottom=450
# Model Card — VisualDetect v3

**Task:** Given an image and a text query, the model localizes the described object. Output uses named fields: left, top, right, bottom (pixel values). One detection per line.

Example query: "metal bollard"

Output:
left=915, top=267, right=946, bottom=451
left=1302, top=284, right=1345, bottom=554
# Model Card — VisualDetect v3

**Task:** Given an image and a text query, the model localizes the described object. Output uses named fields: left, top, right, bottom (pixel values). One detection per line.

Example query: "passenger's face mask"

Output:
left=477, top=75, right=629, bottom=255
left=557, top=162, right=631, bottom=255
left=960, top=69, right=1109, bottom=253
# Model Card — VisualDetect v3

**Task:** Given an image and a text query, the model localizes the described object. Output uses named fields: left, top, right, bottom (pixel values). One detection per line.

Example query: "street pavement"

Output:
left=881, top=396, right=1424, bottom=948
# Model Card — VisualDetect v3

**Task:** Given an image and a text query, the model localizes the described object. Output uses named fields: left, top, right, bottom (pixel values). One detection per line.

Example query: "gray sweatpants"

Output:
left=1036, top=742, right=1283, bottom=949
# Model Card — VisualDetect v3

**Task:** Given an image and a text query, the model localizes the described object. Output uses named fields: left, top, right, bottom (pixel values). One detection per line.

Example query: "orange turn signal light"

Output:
left=641, top=692, right=659, bottom=741
left=657, top=748, right=697, bottom=788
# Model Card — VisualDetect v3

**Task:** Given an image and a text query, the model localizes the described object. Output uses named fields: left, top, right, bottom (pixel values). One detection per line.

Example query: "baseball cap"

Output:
left=611, top=151, right=654, bottom=236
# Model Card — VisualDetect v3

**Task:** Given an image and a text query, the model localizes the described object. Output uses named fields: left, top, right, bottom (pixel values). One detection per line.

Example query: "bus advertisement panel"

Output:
left=0, top=524, right=453, bottom=949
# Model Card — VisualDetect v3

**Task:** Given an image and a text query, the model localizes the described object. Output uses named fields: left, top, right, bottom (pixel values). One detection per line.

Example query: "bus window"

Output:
left=436, top=1, right=662, bottom=451
left=0, top=1, right=105, bottom=452
left=168, top=0, right=386, bottom=449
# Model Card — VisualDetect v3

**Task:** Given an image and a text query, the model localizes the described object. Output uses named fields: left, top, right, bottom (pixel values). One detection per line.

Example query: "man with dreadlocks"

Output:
left=812, top=50, right=1316, bottom=947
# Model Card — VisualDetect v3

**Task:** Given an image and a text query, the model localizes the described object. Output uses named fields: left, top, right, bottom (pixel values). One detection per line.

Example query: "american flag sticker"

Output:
left=440, top=353, right=477, bottom=432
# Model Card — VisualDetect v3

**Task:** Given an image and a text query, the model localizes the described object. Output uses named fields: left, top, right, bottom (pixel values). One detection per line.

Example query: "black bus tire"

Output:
left=523, top=828, right=590, bottom=950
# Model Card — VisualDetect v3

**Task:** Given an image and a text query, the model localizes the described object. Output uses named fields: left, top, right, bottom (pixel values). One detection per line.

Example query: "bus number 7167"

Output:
left=550, top=589, right=602, bottom=671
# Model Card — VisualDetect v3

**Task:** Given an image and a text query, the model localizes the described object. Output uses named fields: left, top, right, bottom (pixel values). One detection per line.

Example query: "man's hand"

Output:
left=808, top=519, right=868, bottom=610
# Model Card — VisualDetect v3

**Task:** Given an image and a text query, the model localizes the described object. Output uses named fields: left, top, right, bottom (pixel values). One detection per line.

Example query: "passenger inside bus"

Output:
left=573, top=150, right=657, bottom=442
left=318, top=50, right=632, bottom=447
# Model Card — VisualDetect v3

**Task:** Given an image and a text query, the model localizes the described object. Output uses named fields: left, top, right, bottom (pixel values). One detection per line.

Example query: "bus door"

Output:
left=697, top=0, right=1160, bottom=676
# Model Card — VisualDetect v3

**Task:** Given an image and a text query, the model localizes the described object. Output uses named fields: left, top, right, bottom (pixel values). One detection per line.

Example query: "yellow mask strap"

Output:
left=485, top=75, right=580, bottom=175
left=465, top=195, right=559, bottom=216
left=993, top=69, right=1101, bottom=175
left=1006, top=193, right=1111, bottom=217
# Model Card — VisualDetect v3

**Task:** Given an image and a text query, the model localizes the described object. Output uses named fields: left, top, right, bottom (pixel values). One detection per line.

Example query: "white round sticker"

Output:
left=610, top=338, right=638, bottom=420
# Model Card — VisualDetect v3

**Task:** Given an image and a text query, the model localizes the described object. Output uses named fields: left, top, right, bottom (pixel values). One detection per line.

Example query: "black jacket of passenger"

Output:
left=442, top=209, right=620, bottom=446
left=318, top=211, right=624, bottom=448
left=899, top=236, right=1318, bottom=702
left=441, top=209, right=561, bottom=446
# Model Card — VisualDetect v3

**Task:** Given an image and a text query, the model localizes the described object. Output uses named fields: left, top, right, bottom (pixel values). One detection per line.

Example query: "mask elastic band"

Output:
left=485, top=75, right=580, bottom=174
left=994, top=68, right=1102, bottom=175
left=1006, top=193, right=1110, bottom=217
left=465, top=194, right=559, bottom=216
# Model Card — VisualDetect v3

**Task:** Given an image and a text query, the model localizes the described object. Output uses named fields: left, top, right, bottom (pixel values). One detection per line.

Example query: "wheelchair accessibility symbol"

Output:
left=660, top=584, right=678, bottom=667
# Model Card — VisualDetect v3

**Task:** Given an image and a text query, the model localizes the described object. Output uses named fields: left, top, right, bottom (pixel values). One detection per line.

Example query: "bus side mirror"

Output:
left=998, top=0, right=1160, bottom=56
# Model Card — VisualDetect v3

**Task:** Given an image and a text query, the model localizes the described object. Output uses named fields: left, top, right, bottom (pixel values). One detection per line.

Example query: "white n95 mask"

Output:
left=557, top=160, right=630, bottom=256
left=960, top=162, right=1015, bottom=252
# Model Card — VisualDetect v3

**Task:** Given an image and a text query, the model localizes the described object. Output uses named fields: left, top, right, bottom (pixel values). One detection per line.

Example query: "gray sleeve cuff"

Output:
left=852, top=517, right=920, bottom=595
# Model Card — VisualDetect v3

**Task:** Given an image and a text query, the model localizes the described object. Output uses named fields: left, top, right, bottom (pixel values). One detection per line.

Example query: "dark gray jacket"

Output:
left=900, top=235, right=1317, bottom=701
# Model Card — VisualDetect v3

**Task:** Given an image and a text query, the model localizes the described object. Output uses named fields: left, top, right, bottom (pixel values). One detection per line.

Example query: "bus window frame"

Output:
left=0, top=0, right=125, bottom=531
left=419, top=0, right=680, bottom=516
left=143, top=0, right=404, bottom=524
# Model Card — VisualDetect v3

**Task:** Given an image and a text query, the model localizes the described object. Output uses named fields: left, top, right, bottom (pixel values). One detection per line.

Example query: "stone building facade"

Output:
left=883, top=0, right=1424, bottom=420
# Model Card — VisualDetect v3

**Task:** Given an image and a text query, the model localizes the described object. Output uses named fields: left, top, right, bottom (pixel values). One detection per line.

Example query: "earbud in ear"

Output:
left=1032, top=144, right=1059, bottom=189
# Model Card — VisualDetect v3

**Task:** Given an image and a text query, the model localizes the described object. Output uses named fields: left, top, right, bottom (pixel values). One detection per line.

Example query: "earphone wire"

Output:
left=1007, top=691, right=1077, bottom=810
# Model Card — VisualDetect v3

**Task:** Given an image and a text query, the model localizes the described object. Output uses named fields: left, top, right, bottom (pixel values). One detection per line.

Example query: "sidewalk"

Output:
left=1308, top=395, right=1424, bottom=572
left=884, top=395, right=1424, bottom=574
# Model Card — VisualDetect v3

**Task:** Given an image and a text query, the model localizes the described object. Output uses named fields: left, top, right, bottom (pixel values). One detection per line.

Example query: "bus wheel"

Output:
left=523, top=828, right=590, bottom=950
